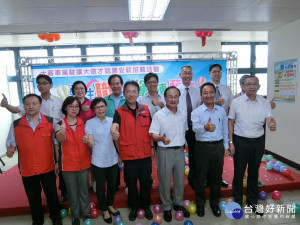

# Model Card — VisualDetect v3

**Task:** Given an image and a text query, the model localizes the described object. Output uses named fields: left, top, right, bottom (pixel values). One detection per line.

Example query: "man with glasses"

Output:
left=228, top=75, right=276, bottom=216
left=177, top=65, right=201, bottom=190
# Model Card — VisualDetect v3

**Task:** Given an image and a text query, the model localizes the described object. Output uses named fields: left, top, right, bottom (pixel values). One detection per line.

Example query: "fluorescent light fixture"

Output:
left=129, top=0, right=170, bottom=21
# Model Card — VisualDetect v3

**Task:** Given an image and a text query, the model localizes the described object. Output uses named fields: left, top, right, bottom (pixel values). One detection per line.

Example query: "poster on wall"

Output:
left=274, top=58, right=297, bottom=103
left=31, top=60, right=227, bottom=100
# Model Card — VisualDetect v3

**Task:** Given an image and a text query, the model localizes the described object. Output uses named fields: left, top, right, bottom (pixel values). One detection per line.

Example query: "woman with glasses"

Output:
left=84, top=97, right=121, bottom=224
left=55, top=96, right=91, bottom=225
left=72, top=80, right=95, bottom=121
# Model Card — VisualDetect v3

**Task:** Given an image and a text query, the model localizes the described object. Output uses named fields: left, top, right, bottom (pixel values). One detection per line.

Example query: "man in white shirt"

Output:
left=177, top=65, right=201, bottom=189
left=150, top=86, right=190, bottom=222
left=228, top=75, right=276, bottom=216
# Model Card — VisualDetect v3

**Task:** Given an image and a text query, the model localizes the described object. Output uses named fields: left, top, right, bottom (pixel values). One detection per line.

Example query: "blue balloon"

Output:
left=280, top=165, right=287, bottom=173
left=266, top=162, right=273, bottom=171
left=261, top=155, right=266, bottom=161
left=83, top=218, right=93, bottom=225
left=273, top=163, right=281, bottom=172
left=151, top=223, right=159, bottom=225
left=219, top=201, right=227, bottom=211
left=184, top=220, right=194, bottom=225
left=266, top=154, right=273, bottom=161
left=276, top=161, right=283, bottom=166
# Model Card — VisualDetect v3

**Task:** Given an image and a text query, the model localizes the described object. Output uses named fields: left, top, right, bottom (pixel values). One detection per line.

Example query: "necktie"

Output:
left=186, top=87, right=192, bottom=126
left=215, top=85, right=220, bottom=100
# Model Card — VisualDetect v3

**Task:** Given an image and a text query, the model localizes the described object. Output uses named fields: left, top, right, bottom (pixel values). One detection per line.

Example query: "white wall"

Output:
left=266, top=19, right=300, bottom=164
left=182, top=40, right=222, bottom=52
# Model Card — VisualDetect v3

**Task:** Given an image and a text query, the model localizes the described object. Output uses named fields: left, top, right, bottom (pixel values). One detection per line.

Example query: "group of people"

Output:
left=1, top=63, right=277, bottom=225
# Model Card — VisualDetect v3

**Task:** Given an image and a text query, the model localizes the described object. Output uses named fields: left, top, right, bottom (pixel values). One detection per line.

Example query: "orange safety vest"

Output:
left=14, top=114, right=54, bottom=177
left=60, top=117, right=91, bottom=171
left=116, top=103, right=152, bottom=160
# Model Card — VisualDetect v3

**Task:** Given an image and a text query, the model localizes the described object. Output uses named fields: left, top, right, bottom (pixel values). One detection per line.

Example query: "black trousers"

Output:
left=194, top=141, right=224, bottom=207
left=233, top=135, right=264, bottom=206
left=22, top=170, right=61, bottom=225
left=185, top=126, right=196, bottom=186
left=92, top=163, right=118, bottom=211
left=123, top=157, right=152, bottom=210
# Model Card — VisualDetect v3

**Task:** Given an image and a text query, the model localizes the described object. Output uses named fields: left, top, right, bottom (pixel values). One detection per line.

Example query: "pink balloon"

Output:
left=137, top=209, right=145, bottom=219
left=184, top=200, right=191, bottom=208
left=153, top=204, right=162, bottom=214
left=207, top=31, right=214, bottom=37
left=175, top=210, right=184, bottom=221
left=272, top=190, right=282, bottom=200
left=125, top=187, right=128, bottom=195
left=89, top=202, right=96, bottom=209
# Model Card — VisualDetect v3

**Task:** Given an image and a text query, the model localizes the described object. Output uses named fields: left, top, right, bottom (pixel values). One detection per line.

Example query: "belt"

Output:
left=197, top=139, right=223, bottom=144
left=234, top=135, right=263, bottom=142
left=164, top=145, right=184, bottom=150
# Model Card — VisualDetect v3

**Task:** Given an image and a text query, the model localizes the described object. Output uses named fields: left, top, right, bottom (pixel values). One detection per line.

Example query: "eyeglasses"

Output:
left=245, top=83, right=259, bottom=87
left=94, top=105, right=106, bottom=110
left=166, top=95, right=179, bottom=99
left=146, top=81, right=158, bottom=85
left=211, top=70, right=221, bottom=74
left=181, top=72, right=193, bottom=76
left=37, top=82, right=50, bottom=86
left=67, top=105, right=80, bottom=110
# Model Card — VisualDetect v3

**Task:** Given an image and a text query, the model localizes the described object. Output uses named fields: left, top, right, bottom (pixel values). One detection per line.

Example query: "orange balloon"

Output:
left=46, top=34, right=54, bottom=42
left=153, top=214, right=163, bottom=224
left=54, top=33, right=61, bottom=41
left=38, top=34, right=46, bottom=40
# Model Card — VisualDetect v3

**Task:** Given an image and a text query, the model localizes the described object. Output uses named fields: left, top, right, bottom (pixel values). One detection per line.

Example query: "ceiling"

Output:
left=0, top=0, right=300, bottom=46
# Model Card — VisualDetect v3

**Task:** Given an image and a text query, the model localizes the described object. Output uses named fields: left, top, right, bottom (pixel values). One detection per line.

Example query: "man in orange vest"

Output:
left=111, top=81, right=154, bottom=222
left=6, top=93, right=62, bottom=225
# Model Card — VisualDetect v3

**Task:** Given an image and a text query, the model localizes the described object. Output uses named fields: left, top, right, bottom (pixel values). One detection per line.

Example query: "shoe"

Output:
left=163, top=210, right=172, bottom=222
left=246, top=202, right=264, bottom=216
left=103, top=214, right=112, bottom=224
left=196, top=205, right=205, bottom=217
left=143, top=207, right=153, bottom=220
left=211, top=205, right=221, bottom=217
left=52, top=220, right=62, bottom=225
left=72, top=218, right=80, bottom=225
left=108, top=209, right=120, bottom=216
left=83, top=214, right=91, bottom=222
left=129, top=209, right=137, bottom=221
left=61, top=192, right=68, bottom=202
left=173, top=205, right=190, bottom=218
left=221, top=179, right=229, bottom=187
left=258, top=179, right=265, bottom=187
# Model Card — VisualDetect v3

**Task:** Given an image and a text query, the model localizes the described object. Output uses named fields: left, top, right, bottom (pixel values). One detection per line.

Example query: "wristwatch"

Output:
left=229, top=141, right=233, bottom=144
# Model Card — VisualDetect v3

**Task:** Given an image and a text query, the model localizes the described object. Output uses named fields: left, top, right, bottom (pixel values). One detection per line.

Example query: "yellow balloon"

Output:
left=243, top=195, right=246, bottom=204
left=185, top=168, right=190, bottom=175
left=243, top=179, right=247, bottom=187
left=187, top=203, right=197, bottom=214
left=68, top=208, right=71, bottom=214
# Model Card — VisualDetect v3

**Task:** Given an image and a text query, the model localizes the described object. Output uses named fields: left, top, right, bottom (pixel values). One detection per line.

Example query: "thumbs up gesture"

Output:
left=1, top=93, right=8, bottom=108
left=268, top=117, right=276, bottom=131
left=204, top=117, right=216, bottom=132
left=161, top=133, right=171, bottom=145
left=83, top=133, right=89, bottom=143
left=111, top=123, right=120, bottom=140
left=270, top=97, right=276, bottom=109
left=59, top=120, right=66, bottom=135
left=6, top=142, right=16, bottom=158
left=215, top=94, right=225, bottom=106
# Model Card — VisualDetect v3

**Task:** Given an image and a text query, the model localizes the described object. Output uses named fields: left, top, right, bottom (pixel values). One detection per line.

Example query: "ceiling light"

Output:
left=129, top=0, right=170, bottom=21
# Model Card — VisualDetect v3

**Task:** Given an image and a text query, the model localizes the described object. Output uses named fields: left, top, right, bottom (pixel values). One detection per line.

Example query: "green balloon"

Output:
left=291, top=203, right=300, bottom=214
left=117, top=221, right=126, bottom=225
left=83, top=218, right=93, bottom=225
left=60, top=209, right=68, bottom=219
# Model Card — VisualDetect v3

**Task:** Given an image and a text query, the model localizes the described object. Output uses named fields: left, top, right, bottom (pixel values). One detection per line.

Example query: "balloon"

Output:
left=259, top=191, right=268, bottom=200
left=266, top=162, right=274, bottom=170
left=187, top=203, right=196, bottom=214
left=197, top=77, right=207, bottom=88
left=291, top=202, right=300, bottom=214
left=38, top=34, right=46, bottom=40
left=226, top=198, right=233, bottom=204
left=137, top=209, right=145, bottom=219
left=243, top=179, right=247, bottom=187
left=185, top=166, right=189, bottom=170
left=125, top=187, right=128, bottom=195
left=151, top=223, right=159, bottom=225
left=243, top=195, right=247, bottom=204
left=60, top=209, right=68, bottom=219
left=266, top=154, right=273, bottom=161
left=282, top=169, right=292, bottom=176
left=273, top=163, right=281, bottom=172
left=53, top=33, right=61, bottom=41
left=46, top=34, right=54, bottom=42
left=83, top=218, right=93, bottom=225
left=175, top=210, right=184, bottom=221
left=185, top=157, right=189, bottom=164
left=280, top=165, right=287, bottom=173
left=153, top=204, right=162, bottom=214
left=119, top=164, right=123, bottom=171
left=195, top=31, right=204, bottom=37
left=89, top=202, right=96, bottom=209
left=134, top=223, right=142, bottom=225
left=219, top=201, right=226, bottom=211
left=185, top=168, right=190, bottom=175
left=276, top=161, right=283, bottom=166
left=269, top=160, right=275, bottom=165
left=153, top=214, right=163, bottom=224
left=272, top=190, right=282, bottom=200
left=68, top=208, right=71, bottom=214
left=261, top=155, right=266, bottom=161
left=113, top=215, right=123, bottom=225
left=206, top=31, right=214, bottom=37
left=183, top=200, right=191, bottom=208
left=90, top=208, right=99, bottom=219
left=184, top=220, right=194, bottom=225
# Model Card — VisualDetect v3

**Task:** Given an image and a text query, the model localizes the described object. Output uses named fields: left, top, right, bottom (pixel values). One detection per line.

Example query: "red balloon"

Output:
left=201, top=36, right=206, bottom=46
left=202, top=31, right=210, bottom=37
left=90, top=208, right=99, bottom=219
left=53, top=33, right=61, bottom=41
left=89, top=201, right=96, bottom=209
left=46, top=34, right=54, bottom=42
left=153, top=214, right=163, bottom=224
left=272, top=190, right=282, bottom=200
left=282, top=169, right=291, bottom=176
left=38, top=34, right=46, bottom=40
left=207, top=31, right=214, bottom=37
left=195, top=31, right=204, bottom=37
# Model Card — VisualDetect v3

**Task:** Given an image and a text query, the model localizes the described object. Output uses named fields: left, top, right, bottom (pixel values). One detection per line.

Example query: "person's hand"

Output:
left=204, top=117, right=216, bottom=132
left=224, top=149, right=230, bottom=157
left=83, top=133, right=89, bottom=143
left=151, top=147, right=155, bottom=158
left=229, top=143, right=235, bottom=155
left=82, top=105, right=90, bottom=112
left=59, top=120, right=66, bottom=135
left=215, top=94, right=225, bottom=106
left=152, top=98, right=163, bottom=108
left=270, top=98, right=276, bottom=109
left=1, top=93, right=8, bottom=108
left=118, top=157, right=122, bottom=165
left=6, top=143, right=16, bottom=158
left=111, top=124, right=120, bottom=140
left=161, top=133, right=171, bottom=145
left=268, top=117, right=276, bottom=131
left=55, top=163, right=60, bottom=175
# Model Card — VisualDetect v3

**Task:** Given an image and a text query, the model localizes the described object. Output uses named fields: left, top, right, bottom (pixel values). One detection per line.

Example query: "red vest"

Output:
left=60, top=117, right=91, bottom=171
left=116, top=103, right=152, bottom=160
left=14, top=114, right=54, bottom=177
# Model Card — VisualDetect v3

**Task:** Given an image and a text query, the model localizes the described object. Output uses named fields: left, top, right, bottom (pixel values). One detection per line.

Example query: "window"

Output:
left=222, top=45, right=250, bottom=68
left=86, top=47, right=114, bottom=62
left=20, top=49, right=48, bottom=64
left=119, top=46, right=147, bottom=61
left=152, top=45, right=179, bottom=60
left=255, top=45, right=268, bottom=68
left=53, top=48, right=81, bottom=63
left=0, top=51, right=16, bottom=76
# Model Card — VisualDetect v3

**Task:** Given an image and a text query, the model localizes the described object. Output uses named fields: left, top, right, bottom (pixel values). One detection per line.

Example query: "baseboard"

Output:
left=265, top=149, right=300, bottom=170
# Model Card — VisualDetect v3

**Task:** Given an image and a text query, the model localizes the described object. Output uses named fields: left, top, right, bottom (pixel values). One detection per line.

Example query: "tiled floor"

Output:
left=1, top=153, right=299, bottom=225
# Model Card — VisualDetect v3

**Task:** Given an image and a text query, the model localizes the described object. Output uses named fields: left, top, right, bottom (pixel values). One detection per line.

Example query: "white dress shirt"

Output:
left=149, top=106, right=188, bottom=147
left=214, top=83, right=233, bottom=115
left=177, top=84, right=201, bottom=112
left=138, top=92, right=165, bottom=117
left=228, top=94, right=273, bottom=138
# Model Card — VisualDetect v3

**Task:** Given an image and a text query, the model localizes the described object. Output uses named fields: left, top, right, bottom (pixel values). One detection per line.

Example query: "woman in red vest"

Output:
left=55, top=96, right=91, bottom=225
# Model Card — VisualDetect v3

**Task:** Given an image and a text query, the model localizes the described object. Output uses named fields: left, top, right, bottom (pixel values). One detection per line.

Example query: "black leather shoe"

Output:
left=72, top=218, right=80, bottom=225
left=221, top=179, right=229, bottom=187
left=103, top=215, right=112, bottom=224
left=163, top=210, right=172, bottom=222
left=129, top=209, right=137, bottom=221
left=108, top=209, right=120, bottom=216
left=143, top=208, right=153, bottom=220
left=246, top=202, right=264, bottom=216
left=173, top=205, right=190, bottom=218
left=211, top=205, right=221, bottom=217
left=52, top=220, right=62, bottom=225
left=196, top=205, right=205, bottom=217
left=61, top=192, right=68, bottom=202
